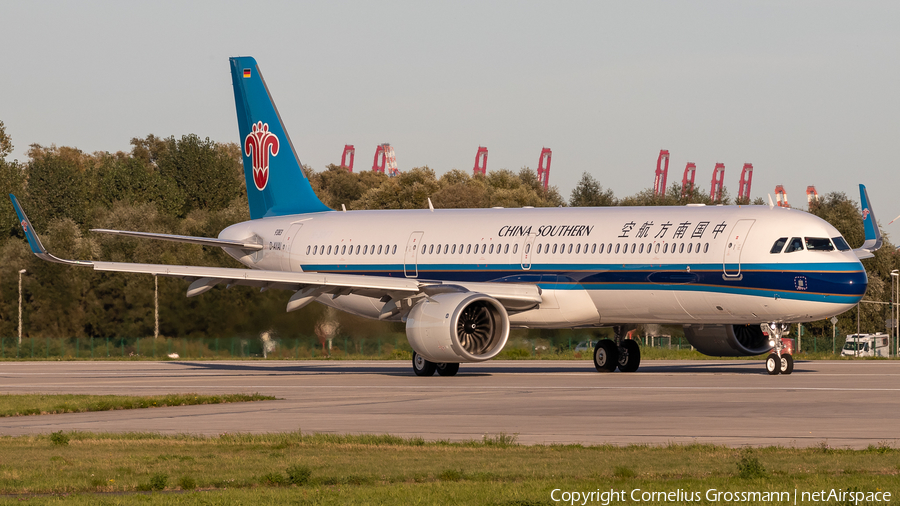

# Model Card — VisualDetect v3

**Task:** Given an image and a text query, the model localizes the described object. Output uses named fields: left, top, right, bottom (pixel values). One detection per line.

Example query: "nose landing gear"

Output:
left=762, top=323, right=794, bottom=375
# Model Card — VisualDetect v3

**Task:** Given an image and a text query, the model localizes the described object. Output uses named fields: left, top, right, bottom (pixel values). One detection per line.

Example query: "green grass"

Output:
left=0, top=432, right=897, bottom=504
left=0, top=393, right=275, bottom=417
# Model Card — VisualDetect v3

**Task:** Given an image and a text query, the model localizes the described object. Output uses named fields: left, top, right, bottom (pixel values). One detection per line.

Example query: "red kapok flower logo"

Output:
left=244, top=121, right=280, bottom=191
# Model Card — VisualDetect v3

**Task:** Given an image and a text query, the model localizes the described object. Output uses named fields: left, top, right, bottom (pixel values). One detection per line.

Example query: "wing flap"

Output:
left=91, top=261, right=423, bottom=292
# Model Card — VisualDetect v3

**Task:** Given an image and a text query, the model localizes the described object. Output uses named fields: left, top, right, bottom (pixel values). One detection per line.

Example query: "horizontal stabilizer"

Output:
left=91, top=229, right=263, bottom=251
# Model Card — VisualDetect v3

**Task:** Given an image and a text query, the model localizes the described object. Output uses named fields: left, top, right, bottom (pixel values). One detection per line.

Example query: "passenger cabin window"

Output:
left=770, top=237, right=788, bottom=254
left=805, top=238, right=834, bottom=251
left=832, top=236, right=851, bottom=251
left=784, top=237, right=804, bottom=253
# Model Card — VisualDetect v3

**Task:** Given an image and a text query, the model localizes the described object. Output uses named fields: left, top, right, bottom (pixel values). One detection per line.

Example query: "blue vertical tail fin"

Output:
left=230, top=57, right=331, bottom=219
left=854, top=184, right=882, bottom=259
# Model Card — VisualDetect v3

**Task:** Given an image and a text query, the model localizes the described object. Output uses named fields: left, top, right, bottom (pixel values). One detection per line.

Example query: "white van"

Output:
left=841, top=333, right=890, bottom=357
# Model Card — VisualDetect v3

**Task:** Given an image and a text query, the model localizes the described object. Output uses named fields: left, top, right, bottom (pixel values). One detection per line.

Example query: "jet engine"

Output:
left=682, top=324, right=771, bottom=357
left=406, top=292, right=510, bottom=363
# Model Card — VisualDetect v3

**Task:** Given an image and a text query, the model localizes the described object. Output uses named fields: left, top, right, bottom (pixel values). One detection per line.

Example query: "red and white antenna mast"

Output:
left=681, top=162, right=696, bottom=200
left=806, top=185, right=819, bottom=205
left=737, top=163, right=753, bottom=203
left=653, top=150, right=670, bottom=197
left=340, top=144, right=355, bottom=172
left=383, top=144, right=398, bottom=177
left=537, top=148, right=551, bottom=190
left=709, top=163, right=725, bottom=201
left=473, top=146, right=488, bottom=176
left=774, top=185, right=790, bottom=208
left=372, top=143, right=398, bottom=176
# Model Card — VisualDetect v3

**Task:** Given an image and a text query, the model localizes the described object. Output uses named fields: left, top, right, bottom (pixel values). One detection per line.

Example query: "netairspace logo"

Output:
left=550, top=488, right=892, bottom=505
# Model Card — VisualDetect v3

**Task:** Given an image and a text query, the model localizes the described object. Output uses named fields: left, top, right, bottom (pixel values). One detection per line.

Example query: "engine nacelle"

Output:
left=406, top=292, right=510, bottom=363
left=683, top=324, right=771, bottom=357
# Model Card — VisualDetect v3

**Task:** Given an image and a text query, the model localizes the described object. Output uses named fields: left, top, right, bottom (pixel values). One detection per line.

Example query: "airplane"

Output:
left=10, top=56, right=883, bottom=377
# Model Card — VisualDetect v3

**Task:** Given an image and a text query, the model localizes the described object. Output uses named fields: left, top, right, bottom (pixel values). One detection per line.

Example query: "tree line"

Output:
left=0, top=120, right=897, bottom=345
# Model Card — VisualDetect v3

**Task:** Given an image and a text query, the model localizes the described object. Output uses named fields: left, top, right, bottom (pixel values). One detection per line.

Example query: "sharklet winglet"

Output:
left=9, top=194, right=93, bottom=266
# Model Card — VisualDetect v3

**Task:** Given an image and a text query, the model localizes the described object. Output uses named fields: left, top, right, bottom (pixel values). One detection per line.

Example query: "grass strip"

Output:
left=0, top=432, right=897, bottom=504
left=0, top=393, right=275, bottom=417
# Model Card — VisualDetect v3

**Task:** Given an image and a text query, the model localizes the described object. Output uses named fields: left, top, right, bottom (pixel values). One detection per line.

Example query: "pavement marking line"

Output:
left=2, top=385, right=900, bottom=392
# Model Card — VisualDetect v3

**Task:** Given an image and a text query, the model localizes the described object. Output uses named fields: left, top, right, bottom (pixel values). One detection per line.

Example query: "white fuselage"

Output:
left=219, top=204, right=867, bottom=328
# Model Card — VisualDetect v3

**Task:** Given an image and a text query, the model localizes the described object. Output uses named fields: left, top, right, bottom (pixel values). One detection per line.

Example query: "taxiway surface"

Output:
left=0, top=360, right=897, bottom=448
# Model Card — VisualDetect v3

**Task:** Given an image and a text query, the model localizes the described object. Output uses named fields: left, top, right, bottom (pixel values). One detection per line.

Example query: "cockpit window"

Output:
left=805, top=237, right=834, bottom=251
left=832, top=236, right=851, bottom=251
left=770, top=237, right=788, bottom=254
left=784, top=237, right=804, bottom=253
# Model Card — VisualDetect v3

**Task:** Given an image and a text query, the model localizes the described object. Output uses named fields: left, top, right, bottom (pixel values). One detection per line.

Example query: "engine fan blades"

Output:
left=457, top=302, right=495, bottom=355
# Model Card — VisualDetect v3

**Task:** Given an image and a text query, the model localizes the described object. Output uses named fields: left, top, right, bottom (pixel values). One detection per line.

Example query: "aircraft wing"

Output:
left=10, top=195, right=541, bottom=315
left=90, top=229, right=263, bottom=252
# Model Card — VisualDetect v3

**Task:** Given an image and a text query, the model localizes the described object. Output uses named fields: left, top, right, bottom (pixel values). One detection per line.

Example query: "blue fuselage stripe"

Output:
left=297, top=261, right=866, bottom=304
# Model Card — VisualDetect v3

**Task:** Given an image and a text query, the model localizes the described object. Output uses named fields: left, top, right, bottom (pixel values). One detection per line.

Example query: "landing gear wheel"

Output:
left=780, top=354, right=794, bottom=375
left=617, top=340, right=641, bottom=372
left=593, top=339, right=619, bottom=372
left=412, top=352, right=436, bottom=377
left=435, top=362, right=460, bottom=377
left=765, top=353, right=781, bottom=375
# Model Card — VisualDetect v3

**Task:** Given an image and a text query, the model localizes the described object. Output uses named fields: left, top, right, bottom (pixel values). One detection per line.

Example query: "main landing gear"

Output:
left=762, top=323, right=794, bottom=375
left=412, top=351, right=459, bottom=377
left=593, top=326, right=641, bottom=373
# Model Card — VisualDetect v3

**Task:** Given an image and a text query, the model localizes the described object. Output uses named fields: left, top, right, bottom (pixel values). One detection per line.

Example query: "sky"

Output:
left=2, top=1, right=899, bottom=233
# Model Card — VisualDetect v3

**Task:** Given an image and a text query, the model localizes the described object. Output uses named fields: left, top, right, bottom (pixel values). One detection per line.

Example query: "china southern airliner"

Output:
left=10, top=56, right=882, bottom=376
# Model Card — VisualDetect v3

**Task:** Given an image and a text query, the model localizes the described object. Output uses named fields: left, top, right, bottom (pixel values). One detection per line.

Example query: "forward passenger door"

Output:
left=723, top=219, right=755, bottom=277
